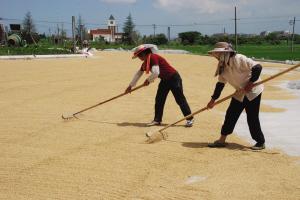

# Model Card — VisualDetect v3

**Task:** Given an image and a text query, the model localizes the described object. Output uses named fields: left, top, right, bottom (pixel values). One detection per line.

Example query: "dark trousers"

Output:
left=221, top=94, right=265, bottom=144
left=154, top=72, right=193, bottom=122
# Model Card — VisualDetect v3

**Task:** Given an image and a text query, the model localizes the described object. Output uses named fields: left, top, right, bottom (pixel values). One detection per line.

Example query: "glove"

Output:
left=244, top=81, right=254, bottom=93
left=125, top=85, right=132, bottom=93
left=207, top=98, right=215, bottom=109
left=143, top=79, right=150, bottom=86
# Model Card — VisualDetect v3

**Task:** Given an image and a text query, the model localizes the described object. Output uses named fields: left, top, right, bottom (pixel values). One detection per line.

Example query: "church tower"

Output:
left=107, top=15, right=116, bottom=42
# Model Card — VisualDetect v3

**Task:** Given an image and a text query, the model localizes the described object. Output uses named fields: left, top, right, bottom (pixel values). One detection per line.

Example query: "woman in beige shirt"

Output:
left=206, top=42, right=265, bottom=150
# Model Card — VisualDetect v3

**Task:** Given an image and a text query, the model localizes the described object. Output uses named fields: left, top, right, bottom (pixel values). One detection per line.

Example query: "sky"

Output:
left=0, top=0, right=299, bottom=38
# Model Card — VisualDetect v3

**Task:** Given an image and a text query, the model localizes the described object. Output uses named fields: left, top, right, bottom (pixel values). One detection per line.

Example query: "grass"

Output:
left=1, top=42, right=299, bottom=61
left=237, top=44, right=300, bottom=61
left=0, top=46, right=71, bottom=55
left=160, top=43, right=300, bottom=61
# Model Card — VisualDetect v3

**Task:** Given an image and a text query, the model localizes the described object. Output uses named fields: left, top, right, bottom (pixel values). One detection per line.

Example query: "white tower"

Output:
left=107, top=15, right=116, bottom=42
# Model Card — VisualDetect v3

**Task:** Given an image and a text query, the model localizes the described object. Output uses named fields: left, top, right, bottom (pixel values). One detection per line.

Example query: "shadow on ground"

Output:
left=180, top=141, right=281, bottom=154
left=181, top=142, right=249, bottom=150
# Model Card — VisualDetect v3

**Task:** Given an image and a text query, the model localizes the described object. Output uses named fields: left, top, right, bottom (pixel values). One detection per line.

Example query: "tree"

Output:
left=77, top=15, right=87, bottom=45
left=123, top=13, right=136, bottom=45
left=23, top=11, right=36, bottom=34
left=143, top=34, right=168, bottom=45
left=178, top=31, right=202, bottom=45
left=295, top=34, right=300, bottom=44
left=265, top=32, right=280, bottom=44
left=22, top=11, right=38, bottom=45
left=131, top=31, right=142, bottom=44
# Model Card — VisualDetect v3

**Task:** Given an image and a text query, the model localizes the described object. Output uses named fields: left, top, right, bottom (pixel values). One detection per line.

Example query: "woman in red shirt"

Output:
left=125, top=44, right=194, bottom=127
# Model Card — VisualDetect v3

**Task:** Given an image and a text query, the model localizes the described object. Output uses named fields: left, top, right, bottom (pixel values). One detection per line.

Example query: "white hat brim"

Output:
left=208, top=48, right=235, bottom=54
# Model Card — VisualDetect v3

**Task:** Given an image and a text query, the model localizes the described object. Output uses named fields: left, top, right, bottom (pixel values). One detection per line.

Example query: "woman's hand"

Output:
left=244, top=81, right=254, bottom=93
left=143, top=79, right=150, bottom=86
left=207, top=99, right=215, bottom=109
left=125, top=86, right=132, bottom=93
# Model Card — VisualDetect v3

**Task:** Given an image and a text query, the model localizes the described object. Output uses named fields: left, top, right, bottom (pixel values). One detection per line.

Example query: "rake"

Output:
left=62, top=84, right=145, bottom=120
left=146, top=63, right=300, bottom=143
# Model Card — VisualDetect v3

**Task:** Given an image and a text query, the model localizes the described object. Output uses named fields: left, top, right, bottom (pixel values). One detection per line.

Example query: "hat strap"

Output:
left=214, top=53, right=231, bottom=76
left=145, top=53, right=151, bottom=74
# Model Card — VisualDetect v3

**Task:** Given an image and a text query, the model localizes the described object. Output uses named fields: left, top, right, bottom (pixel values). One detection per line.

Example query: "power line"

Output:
left=1, top=14, right=299, bottom=37
left=240, top=15, right=300, bottom=20
left=1, top=16, right=296, bottom=28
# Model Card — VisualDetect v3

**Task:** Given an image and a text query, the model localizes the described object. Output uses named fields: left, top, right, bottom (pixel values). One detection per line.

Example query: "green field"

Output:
left=160, top=44, right=300, bottom=61
left=1, top=43, right=299, bottom=61
left=0, top=46, right=71, bottom=55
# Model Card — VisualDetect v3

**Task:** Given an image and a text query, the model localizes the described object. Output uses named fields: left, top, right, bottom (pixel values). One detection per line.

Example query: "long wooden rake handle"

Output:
left=253, top=63, right=300, bottom=87
left=62, top=84, right=145, bottom=119
left=148, top=90, right=235, bottom=135
left=147, top=63, right=300, bottom=138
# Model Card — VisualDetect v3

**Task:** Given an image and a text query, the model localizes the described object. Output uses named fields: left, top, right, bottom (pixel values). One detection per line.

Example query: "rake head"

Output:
left=145, top=130, right=168, bottom=144
left=61, top=113, right=79, bottom=120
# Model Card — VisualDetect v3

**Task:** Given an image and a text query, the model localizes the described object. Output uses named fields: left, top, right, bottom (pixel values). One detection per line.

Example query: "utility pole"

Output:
left=168, top=26, right=170, bottom=41
left=61, top=23, right=65, bottom=47
left=4, top=26, right=8, bottom=45
left=57, top=24, right=60, bottom=44
left=61, top=23, right=64, bottom=38
left=80, top=24, right=84, bottom=49
left=153, top=24, right=156, bottom=37
left=72, top=16, right=76, bottom=53
left=291, top=17, right=296, bottom=53
left=234, top=6, right=238, bottom=51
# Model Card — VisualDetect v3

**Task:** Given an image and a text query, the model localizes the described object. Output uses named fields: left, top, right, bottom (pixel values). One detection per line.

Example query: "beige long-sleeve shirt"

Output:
left=218, top=54, right=264, bottom=102
left=129, top=65, right=160, bottom=87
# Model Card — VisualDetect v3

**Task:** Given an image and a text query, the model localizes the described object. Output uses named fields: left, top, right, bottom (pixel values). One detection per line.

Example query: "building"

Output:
left=89, top=15, right=123, bottom=43
left=273, top=30, right=290, bottom=37
left=212, top=33, right=228, bottom=37
left=260, top=31, right=271, bottom=37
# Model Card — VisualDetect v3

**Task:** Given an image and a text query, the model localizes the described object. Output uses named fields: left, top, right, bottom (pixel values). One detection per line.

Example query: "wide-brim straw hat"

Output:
left=132, top=44, right=158, bottom=59
left=208, top=42, right=235, bottom=54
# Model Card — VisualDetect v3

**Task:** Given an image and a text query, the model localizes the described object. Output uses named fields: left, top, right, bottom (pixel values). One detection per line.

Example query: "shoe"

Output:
left=185, top=119, right=194, bottom=127
left=147, top=120, right=161, bottom=127
left=251, top=143, right=265, bottom=150
left=208, top=140, right=227, bottom=148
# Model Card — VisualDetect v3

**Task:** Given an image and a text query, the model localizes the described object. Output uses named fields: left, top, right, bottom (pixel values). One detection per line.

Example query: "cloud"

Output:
left=99, top=0, right=300, bottom=17
left=153, top=0, right=232, bottom=14
left=100, top=0, right=137, bottom=4
left=153, top=0, right=300, bottom=17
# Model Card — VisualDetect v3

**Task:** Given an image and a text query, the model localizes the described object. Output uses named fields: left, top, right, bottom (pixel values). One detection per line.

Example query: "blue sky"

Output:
left=1, top=0, right=299, bottom=38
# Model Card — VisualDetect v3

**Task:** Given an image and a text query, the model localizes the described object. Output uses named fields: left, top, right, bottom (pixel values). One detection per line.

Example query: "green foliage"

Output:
left=159, top=43, right=300, bottom=61
left=21, top=11, right=39, bottom=44
left=176, top=31, right=288, bottom=46
left=0, top=45, right=71, bottom=55
left=178, top=31, right=202, bottom=45
left=294, top=34, right=300, bottom=44
left=21, top=32, right=40, bottom=44
left=23, top=11, right=36, bottom=33
left=263, top=32, right=281, bottom=44
left=122, top=14, right=137, bottom=45
left=1, top=32, right=299, bottom=61
left=143, top=34, right=168, bottom=45
left=237, top=44, right=300, bottom=60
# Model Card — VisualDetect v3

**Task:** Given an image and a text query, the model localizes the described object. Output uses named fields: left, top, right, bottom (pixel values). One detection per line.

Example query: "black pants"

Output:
left=221, top=94, right=265, bottom=144
left=154, top=72, right=193, bottom=122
